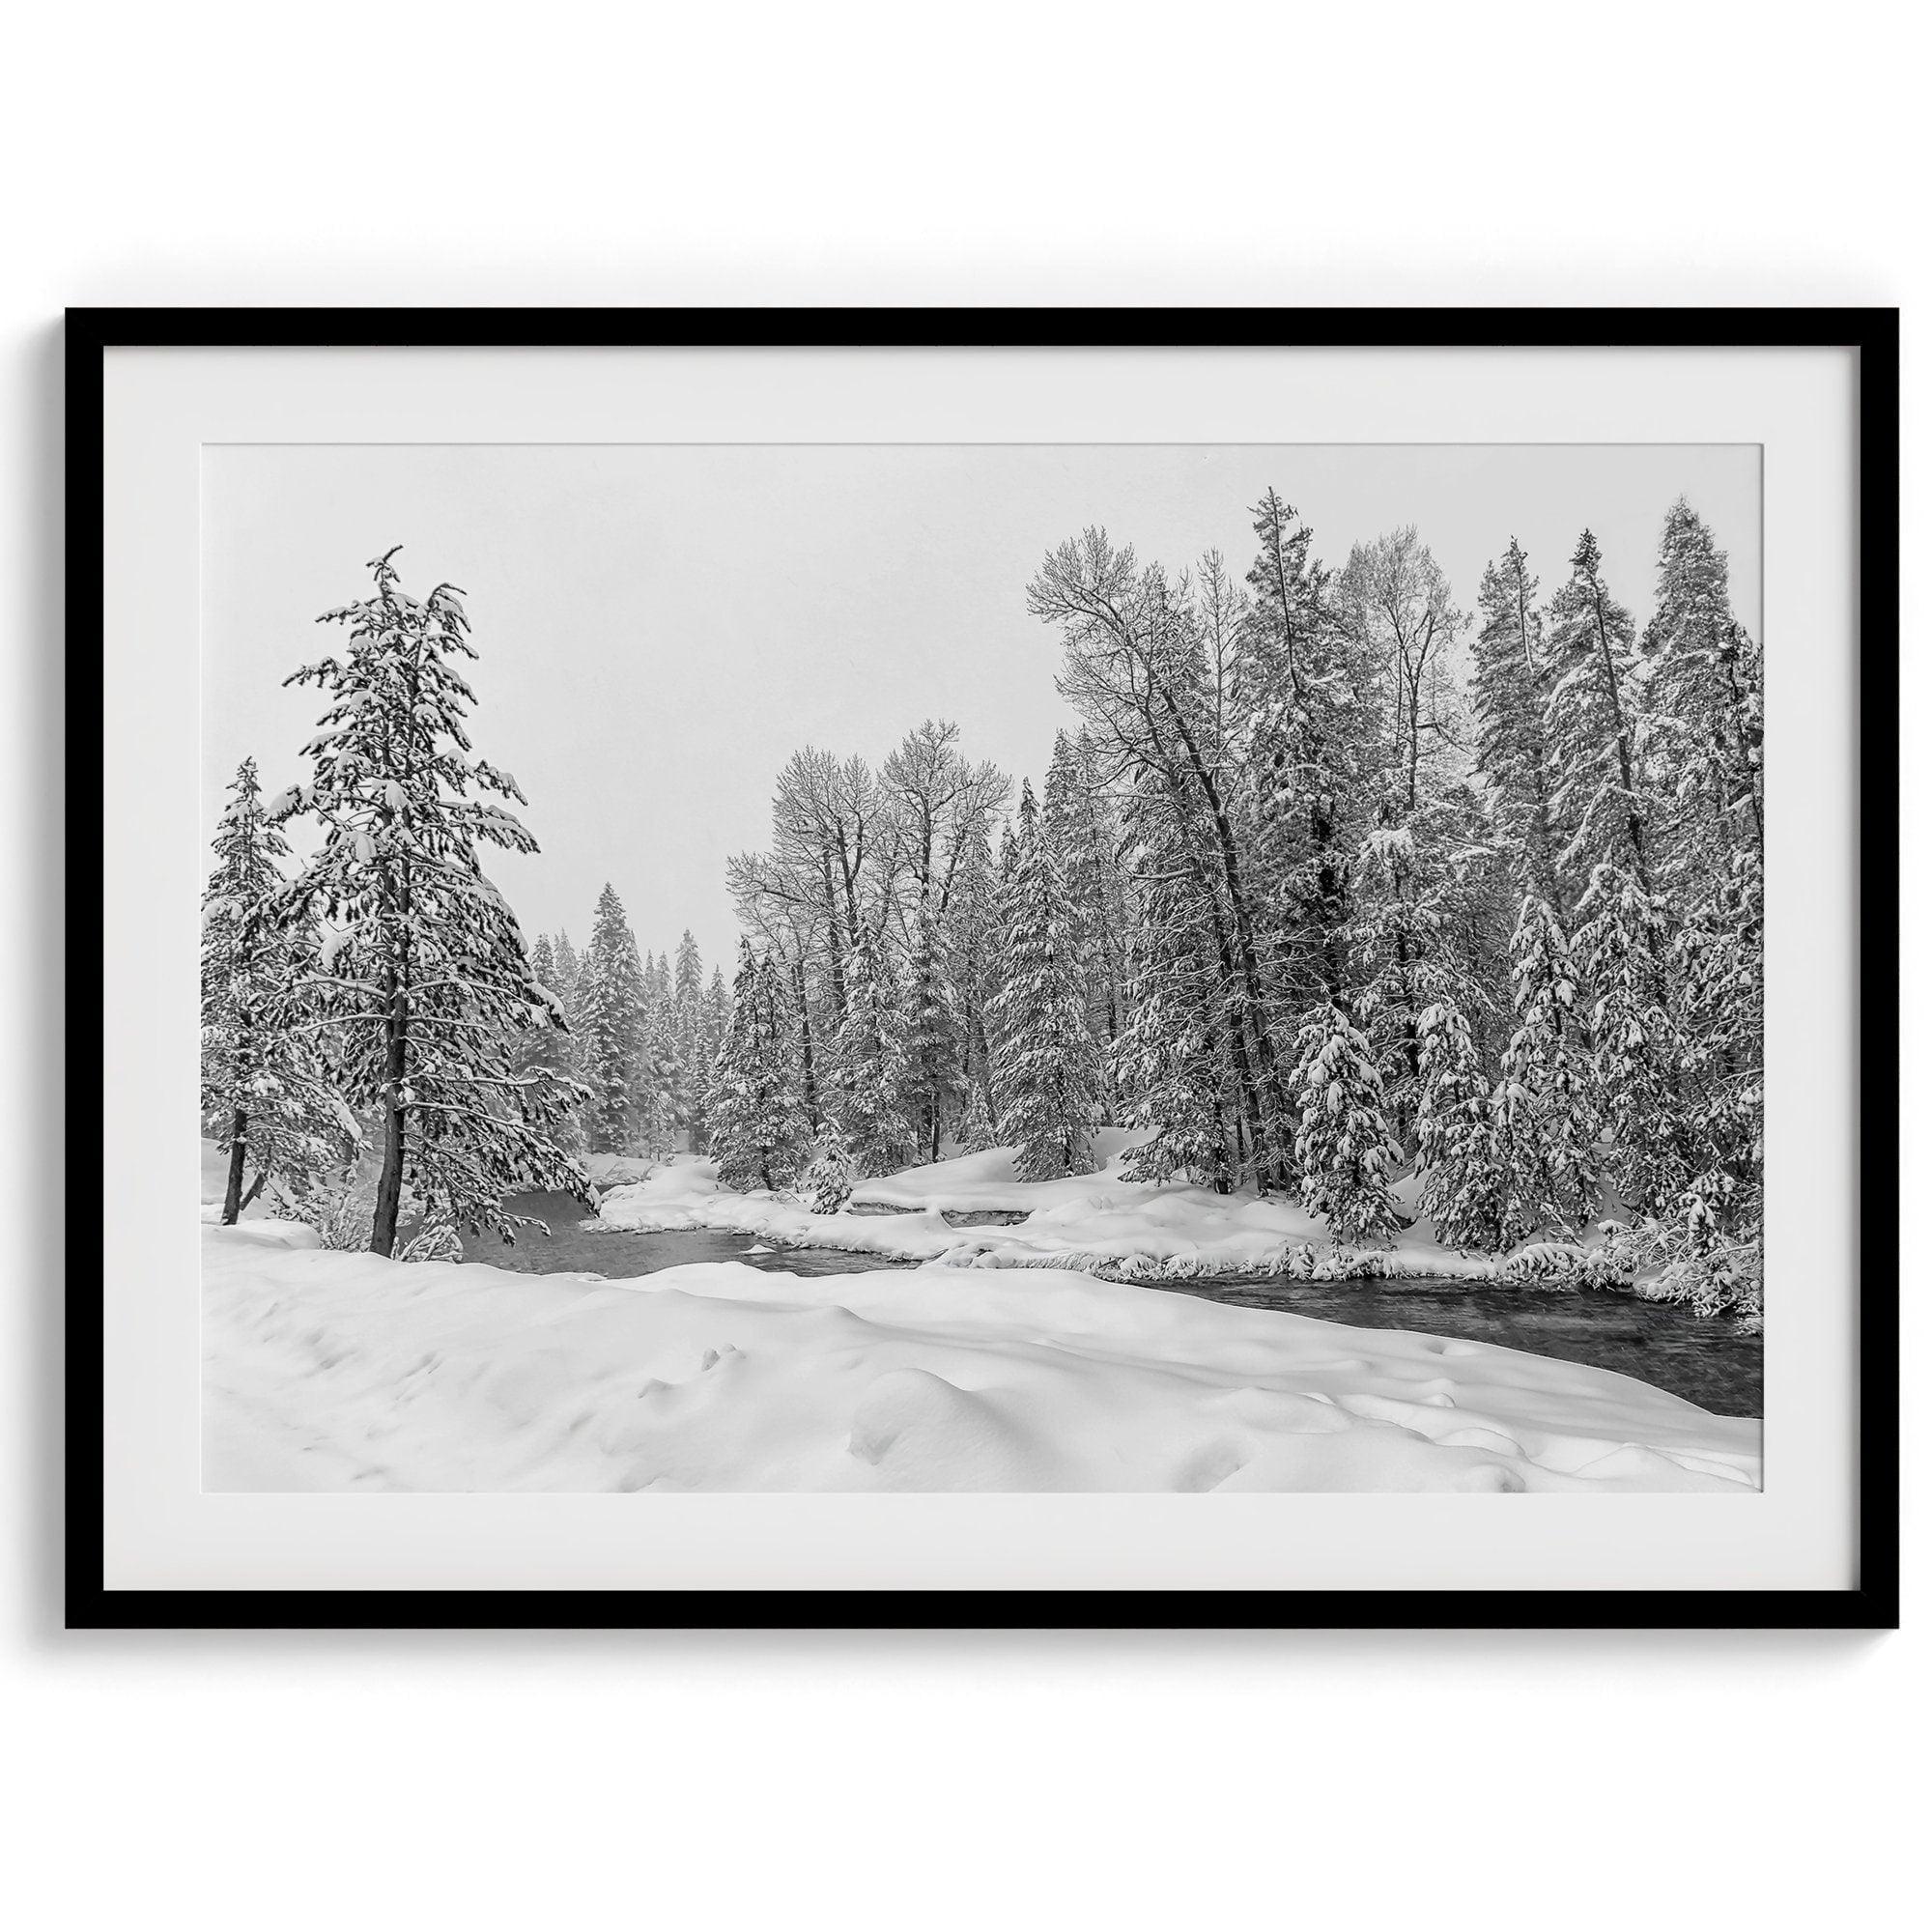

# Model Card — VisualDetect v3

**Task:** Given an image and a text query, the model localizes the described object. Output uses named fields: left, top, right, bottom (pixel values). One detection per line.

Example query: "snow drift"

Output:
left=593, top=1136, right=1556, bottom=1282
left=202, top=1224, right=1760, bottom=1493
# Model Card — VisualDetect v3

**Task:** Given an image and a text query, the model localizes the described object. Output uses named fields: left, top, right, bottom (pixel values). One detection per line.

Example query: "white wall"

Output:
left=4, top=5, right=1918, bottom=1927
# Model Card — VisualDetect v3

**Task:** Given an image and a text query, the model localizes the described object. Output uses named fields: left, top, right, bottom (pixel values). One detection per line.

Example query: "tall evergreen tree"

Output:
left=945, top=817, right=1002, bottom=1115
left=833, top=924, right=916, bottom=1177
left=1412, top=999, right=1506, bottom=1251
left=1335, top=526, right=1478, bottom=1136
left=707, top=941, right=807, bottom=1191
left=1672, top=843, right=1764, bottom=1260
left=703, top=964, right=732, bottom=1076
left=1043, top=728, right=1125, bottom=1100
left=1575, top=862, right=1690, bottom=1220
left=987, top=780, right=1101, bottom=1180
left=510, top=933, right=582, bottom=1156
left=1545, top=530, right=1652, bottom=901
left=1642, top=498, right=1763, bottom=859
left=1493, top=894, right=1600, bottom=1240
left=903, top=893, right=963, bottom=1162
left=576, top=883, right=650, bottom=1154
left=550, top=929, right=582, bottom=1036
left=201, top=757, right=357, bottom=1221
left=274, top=549, right=584, bottom=1252
left=1290, top=1000, right=1402, bottom=1245
left=1472, top=537, right=1561, bottom=900
left=670, top=928, right=708, bottom=1148
left=1237, top=489, right=1352, bottom=1009
left=1112, top=867, right=1233, bottom=1192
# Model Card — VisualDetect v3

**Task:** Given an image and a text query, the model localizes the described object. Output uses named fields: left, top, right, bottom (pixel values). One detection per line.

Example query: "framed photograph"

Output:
left=70, top=307, right=1897, bottom=1630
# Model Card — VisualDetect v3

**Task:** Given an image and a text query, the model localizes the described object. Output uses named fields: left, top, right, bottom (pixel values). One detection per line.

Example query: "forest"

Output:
left=202, top=492, right=1764, bottom=1318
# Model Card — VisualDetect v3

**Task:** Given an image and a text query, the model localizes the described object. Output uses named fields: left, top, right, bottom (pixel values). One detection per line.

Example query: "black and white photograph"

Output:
left=16, top=5, right=1918, bottom=1925
left=196, top=440, right=1769, bottom=1496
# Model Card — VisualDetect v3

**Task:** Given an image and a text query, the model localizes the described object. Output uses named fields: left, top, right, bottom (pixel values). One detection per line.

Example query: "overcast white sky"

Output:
left=203, top=443, right=1760, bottom=971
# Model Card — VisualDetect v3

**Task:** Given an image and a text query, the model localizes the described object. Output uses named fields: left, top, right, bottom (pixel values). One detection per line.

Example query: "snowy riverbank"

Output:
left=202, top=1222, right=1760, bottom=1493
left=591, top=1133, right=1585, bottom=1285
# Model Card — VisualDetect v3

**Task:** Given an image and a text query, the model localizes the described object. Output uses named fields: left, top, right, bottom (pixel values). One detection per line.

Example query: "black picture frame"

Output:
left=66, top=306, right=1900, bottom=1633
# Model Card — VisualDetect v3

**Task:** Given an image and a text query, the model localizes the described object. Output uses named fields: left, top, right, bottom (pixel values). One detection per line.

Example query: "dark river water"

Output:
left=465, top=1191, right=1763, bottom=1418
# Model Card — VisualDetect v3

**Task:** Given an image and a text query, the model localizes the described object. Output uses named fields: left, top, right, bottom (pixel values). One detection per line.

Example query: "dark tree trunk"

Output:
left=371, top=1095, right=404, bottom=1257
left=371, top=973, right=408, bottom=1258
left=1312, top=795, right=1347, bottom=995
left=221, top=1112, right=247, bottom=1225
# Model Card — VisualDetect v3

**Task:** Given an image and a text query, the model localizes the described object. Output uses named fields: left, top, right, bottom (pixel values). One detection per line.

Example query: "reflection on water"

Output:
left=462, top=1193, right=914, bottom=1281
left=464, top=1192, right=1762, bottom=1418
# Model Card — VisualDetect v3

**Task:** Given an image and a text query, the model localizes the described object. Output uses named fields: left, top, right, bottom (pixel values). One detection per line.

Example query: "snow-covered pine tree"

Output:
left=201, top=757, right=358, bottom=1221
left=944, top=816, right=1001, bottom=1117
left=798, top=1118, right=858, bottom=1214
left=1639, top=499, right=1764, bottom=1286
left=1545, top=529, right=1654, bottom=903
left=1344, top=781, right=1496, bottom=1143
left=903, top=892, right=963, bottom=1162
left=1671, top=841, right=1763, bottom=1253
left=630, top=947, right=673, bottom=1152
left=1412, top=999, right=1506, bottom=1251
left=1112, top=883, right=1233, bottom=1192
left=1236, top=488, right=1353, bottom=1009
left=1333, top=527, right=1478, bottom=1141
left=1290, top=1000, right=1402, bottom=1246
left=670, top=928, right=707, bottom=1147
left=1642, top=498, right=1763, bottom=858
left=704, top=963, right=731, bottom=1043
left=1471, top=538, right=1562, bottom=901
left=540, top=930, right=585, bottom=1134
left=517, top=934, right=565, bottom=1070
left=575, top=883, right=650, bottom=1154
left=513, top=932, right=583, bottom=1155
left=833, top=923, right=916, bottom=1178
left=987, top=779, right=1101, bottom=1180
left=274, top=550, right=585, bottom=1253
left=1574, top=861, right=1692, bottom=1221
left=1042, top=728, right=1123, bottom=1102
left=706, top=940, right=807, bottom=1192
left=551, top=929, right=581, bottom=1004
left=1492, top=894, right=1600, bottom=1240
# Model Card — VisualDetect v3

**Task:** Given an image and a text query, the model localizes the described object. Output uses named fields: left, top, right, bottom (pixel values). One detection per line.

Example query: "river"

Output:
left=463, top=1191, right=1763, bottom=1418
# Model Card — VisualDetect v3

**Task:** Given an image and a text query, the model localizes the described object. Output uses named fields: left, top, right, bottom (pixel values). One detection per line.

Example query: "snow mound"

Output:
left=582, top=1151, right=662, bottom=1190
left=201, top=1227, right=1760, bottom=1493
left=850, top=1130, right=1146, bottom=1213
left=597, top=1141, right=1508, bottom=1281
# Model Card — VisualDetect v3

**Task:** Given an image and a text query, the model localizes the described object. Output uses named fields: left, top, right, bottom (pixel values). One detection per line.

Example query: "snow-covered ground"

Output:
left=202, top=1222, right=1760, bottom=1493
left=594, top=1133, right=1534, bottom=1282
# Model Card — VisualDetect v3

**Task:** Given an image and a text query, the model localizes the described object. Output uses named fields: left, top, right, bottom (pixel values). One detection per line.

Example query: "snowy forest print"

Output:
left=198, top=446, right=1765, bottom=1495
